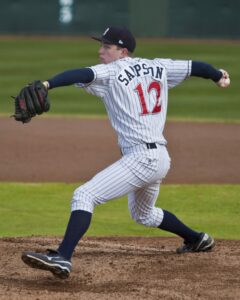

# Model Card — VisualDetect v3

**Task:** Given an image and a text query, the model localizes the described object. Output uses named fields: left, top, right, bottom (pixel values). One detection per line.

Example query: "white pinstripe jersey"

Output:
left=76, top=57, right=192, bottom=148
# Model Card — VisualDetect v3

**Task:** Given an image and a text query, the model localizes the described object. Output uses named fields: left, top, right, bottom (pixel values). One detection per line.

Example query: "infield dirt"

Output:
left=0, top=117, right=240, bottom=299
left=0, top=117, right=239, bottom=183
left=0, top=236, right=239, bottom=300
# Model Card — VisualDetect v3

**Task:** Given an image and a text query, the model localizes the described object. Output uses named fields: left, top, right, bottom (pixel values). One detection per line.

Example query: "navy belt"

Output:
left=146, top=143, right=157, bottom=149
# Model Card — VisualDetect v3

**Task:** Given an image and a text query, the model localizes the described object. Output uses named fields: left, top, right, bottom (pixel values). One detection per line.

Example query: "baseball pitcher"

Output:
left=14, top=26, right=230, bottom=279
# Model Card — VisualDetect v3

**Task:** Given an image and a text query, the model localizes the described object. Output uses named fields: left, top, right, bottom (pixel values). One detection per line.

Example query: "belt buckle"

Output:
left=146, top=143, right=157, bottom=149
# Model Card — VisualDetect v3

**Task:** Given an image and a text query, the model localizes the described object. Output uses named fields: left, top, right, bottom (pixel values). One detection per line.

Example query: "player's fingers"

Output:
left=225, top=72, right=229, bottom=78
left=219, top=69, right=229, bottom=79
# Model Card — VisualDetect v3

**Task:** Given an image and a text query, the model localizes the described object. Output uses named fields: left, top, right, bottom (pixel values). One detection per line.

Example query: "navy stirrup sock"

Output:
left=158, top=210, right=200, bottom=243
left=58, top=210, right=92, bottom=260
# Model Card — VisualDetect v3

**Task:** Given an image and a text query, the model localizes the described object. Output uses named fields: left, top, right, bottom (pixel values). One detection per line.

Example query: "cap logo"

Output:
left=103, top=28, right=109, bottom=36
left=118, top=40, right=123, bottom=44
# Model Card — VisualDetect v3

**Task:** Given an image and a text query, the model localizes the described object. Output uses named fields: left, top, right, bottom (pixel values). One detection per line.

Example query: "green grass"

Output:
left=0, top=37, right=239, bottom=121
left=0, top=183, right=239, bottom=239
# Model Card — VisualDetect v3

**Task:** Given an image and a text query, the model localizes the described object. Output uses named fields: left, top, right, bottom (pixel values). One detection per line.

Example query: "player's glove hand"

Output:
left=216, top=69, right=230, bottom=88
left=12, top=80, right=50, bottom=123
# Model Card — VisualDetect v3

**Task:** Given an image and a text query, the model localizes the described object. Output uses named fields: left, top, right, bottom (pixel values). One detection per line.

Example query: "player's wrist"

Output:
left=42, top=81, right=50, bottom=89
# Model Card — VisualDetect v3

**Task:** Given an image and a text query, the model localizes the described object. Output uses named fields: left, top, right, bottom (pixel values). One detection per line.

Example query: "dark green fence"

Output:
left=0, top=0, right=239, bottom=39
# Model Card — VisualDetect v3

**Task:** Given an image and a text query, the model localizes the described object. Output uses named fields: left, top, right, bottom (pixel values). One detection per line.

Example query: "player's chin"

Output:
left=99, top=57, right=108, bottom=64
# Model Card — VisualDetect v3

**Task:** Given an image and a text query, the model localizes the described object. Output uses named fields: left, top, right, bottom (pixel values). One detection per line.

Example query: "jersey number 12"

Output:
left=135, top=81, right=161, bottom=115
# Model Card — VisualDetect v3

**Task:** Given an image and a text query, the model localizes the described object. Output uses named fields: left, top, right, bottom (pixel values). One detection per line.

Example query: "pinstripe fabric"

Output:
left=76, top=57, right=191, bottom=148
left=128, top=182, right=162, bottom=227
left=72, top=56, right=189, bottom=227
left=71, top=145, right=170, bottom=227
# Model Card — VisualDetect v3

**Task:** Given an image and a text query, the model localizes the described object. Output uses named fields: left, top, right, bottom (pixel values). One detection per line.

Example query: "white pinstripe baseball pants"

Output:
left=71, top=144, right=170, bottom=227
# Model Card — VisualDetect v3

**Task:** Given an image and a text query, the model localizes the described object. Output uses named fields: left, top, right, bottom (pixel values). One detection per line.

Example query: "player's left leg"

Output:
left=22, top=151, right=166, bottom=278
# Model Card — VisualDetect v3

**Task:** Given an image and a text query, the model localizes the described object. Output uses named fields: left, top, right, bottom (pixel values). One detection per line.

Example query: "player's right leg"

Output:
left=128, top=184, right=214, bottom=254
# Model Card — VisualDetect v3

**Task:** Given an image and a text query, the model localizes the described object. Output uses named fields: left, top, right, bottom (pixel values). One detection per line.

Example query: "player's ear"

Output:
left=120, top=47, right=129, bottom=57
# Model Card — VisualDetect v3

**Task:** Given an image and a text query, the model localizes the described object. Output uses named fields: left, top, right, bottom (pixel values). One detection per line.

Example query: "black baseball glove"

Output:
left=12, top=80, right=50, bottom=123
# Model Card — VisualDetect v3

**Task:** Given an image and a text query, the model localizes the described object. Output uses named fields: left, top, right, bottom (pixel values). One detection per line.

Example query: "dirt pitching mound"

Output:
left=0, top=236, right=239, bottom=300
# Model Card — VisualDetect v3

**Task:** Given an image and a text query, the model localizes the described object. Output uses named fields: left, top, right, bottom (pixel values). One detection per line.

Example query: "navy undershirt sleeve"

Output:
left=47, top=68, right=94, bottom=89
left=191, top=61, right=222, bottom=82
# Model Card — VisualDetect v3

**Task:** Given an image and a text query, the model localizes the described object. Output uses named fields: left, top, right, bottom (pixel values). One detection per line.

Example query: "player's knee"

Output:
left=71, top=185, right=97, bottom=213
left=132, top=214, right=153, bottom=226
left=130, top=208, right=151, bottom=226
left=130, top=207, right=164, bottom=227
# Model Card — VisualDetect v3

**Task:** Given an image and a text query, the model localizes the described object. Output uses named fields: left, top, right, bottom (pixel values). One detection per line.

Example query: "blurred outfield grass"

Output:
left=0, top=37, right=239, bottom=121
left=0, top=183, right=239, bottom=239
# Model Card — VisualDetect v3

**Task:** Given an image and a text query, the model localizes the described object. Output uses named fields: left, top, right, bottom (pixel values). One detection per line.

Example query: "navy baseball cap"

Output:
left=92, top=26, right=136, bottom=53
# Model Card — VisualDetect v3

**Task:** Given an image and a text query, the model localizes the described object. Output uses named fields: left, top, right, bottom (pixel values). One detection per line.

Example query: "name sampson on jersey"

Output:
left=117, top=63, right=164, bottom=86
